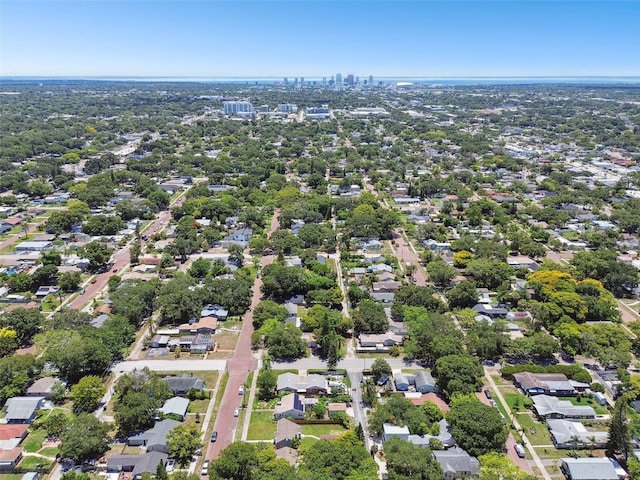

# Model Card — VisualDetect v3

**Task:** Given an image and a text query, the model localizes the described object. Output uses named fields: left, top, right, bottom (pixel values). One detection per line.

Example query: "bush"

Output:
left=590, top=382, right=605, bottom=393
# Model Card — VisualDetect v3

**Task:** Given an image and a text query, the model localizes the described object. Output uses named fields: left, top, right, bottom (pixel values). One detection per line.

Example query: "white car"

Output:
left=166, top=459, right=175, bottom=473
left=201, top=460, right=210, bottom=475
left=238, top=385, right=244, bottom=395
left=233, top=408, right=240, bottom=417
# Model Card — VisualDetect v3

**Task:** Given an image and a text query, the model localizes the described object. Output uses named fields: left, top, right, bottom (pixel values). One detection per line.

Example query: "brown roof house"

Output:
left=274, top=393, right=305, bottom=420
left=274, top=418, right=301, bottom=449
left=0, top=448, right=23, bottom=471
left=26, top=377, right=64, bottom=400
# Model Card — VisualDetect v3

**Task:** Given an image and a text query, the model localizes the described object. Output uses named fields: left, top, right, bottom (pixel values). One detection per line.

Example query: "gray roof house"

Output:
left=512, top=372, right=577, bottom=396
left=26, top=377, right=63, bottom=400
left=532, top=395, right=596, bottom=420
left=383, top=424, right=410, bottom=443
left=3, top=397, right=45, bottom=424
left=414, top=371, right=439, bottom=394
left=546, top=419, right=608, bottom=449
left=107, top=452, right=169, bottom=479
left=274, top=418, right=302, bottom=449
left=432, top=447, right=480, bottom=479
left=407, top=419, right=455, bottom=448
left=394, top=373, right=410, bottom=391
left=560, top=457, right=619, bottom=480
left=162, top=375, right=205, bottom=395
left=158, top=397, right=190, bottom=421
left=276, top=373, right=328, bottom=394
left=127, top=419, right=180, bottom=452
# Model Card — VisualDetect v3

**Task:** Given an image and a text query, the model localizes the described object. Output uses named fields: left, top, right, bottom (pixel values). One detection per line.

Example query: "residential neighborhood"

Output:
left=0, top=79, right=640, bottom=480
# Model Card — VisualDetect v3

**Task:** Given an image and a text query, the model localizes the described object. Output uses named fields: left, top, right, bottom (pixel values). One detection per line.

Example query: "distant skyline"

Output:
left=1, top=1, right=639, bottom=78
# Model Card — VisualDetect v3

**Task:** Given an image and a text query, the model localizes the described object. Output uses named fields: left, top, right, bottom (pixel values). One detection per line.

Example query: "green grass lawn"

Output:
left=300, top=424, right=348, bottom=437
left=188, top=398, right=210, bottom=414
left=22, top=430, right=47, bottom=453
left=566, top=397, right=609, bottom=415
left=0, top=473, right=25, bottom=480
left=502, top=392, right=533, bottom=414
left=515, top=413, right=552, bottom=446
left=19, top=456, right=53, bottom=471
left=247, top=411, right=277, bottom=441
left=38, top=447, right=59, bottom=457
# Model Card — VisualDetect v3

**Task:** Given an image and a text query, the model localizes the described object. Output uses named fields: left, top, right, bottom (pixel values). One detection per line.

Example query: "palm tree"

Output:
left=570, top=434, right=581, bottom=454
left=587, top=435, right=597, bottom=457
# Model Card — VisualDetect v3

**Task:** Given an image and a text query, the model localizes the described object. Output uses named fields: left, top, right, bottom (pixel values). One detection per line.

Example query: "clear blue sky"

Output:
left=1, top=0, right=639, bottom=77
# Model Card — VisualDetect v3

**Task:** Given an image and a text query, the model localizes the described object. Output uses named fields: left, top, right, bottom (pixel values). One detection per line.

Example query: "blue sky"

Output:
left=1, top=1, right=639, bottom=77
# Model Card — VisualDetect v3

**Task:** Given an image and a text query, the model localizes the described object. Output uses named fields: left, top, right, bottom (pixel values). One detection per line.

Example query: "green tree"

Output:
left=257, top=356, right=277, bottom=400
left=478, top=452, right=537, bottom=480
left=42, top=410, right=70, bottom=438
left=41, top=251, right=62, bottom=266
left=81, top=241, right=113, bottom=271
left=71, top=375, right=106, bottom=414
left=59, top=414, right=110, bottom=462
left=447, top=394, right=507, bottom=457
left=352, top=299, right=387, bottom=334
left=267, top=324, right=307, bottom=360
left=434, top=354, right=483, bottom=399
left=0, top=308, right=44, bottom=345
left=167, top=423, right=203, bottom=468
left=370, top=358, right=392, bottom=382
left=209, top=441, right=258, bottom=480
left=385, top=437, right=442, bottom=480
left=607, top=395, right=633, bottom=460
left=426, top=260, right=457, bottom=288
left=130, top=241, right=142, bottom=265
left=445, top=281, right=479, bottom=309
left=188, top=257, right=212, bottom=279
left=114, top=368, right=173, bottom=435
left=252, top=300, right=289, bottom=329
left=58, top=271, right=82, bottom=292
left=0, top=328, right=19, bottom=357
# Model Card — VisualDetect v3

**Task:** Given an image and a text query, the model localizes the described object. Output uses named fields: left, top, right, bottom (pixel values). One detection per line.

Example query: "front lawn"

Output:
left=22, top=430, right=48, bottom=453
left=247, top=411, right=276, bottom=441
left=301, top=423, right=348, bottom=437
left=18, top=456, right=53, bottom=471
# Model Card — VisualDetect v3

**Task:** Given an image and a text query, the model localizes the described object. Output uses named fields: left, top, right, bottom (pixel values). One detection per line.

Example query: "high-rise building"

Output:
left=346, top=74, right=354, bottom=85
left=284, top=77, right=289, bottom=85
left=322, top=77, right=327, bottom=86
left=223, top=101, right=255, bottom=115
left=335, top=73, right=343, bottom=91
left=369, top=75, right=374, bottom=86
left=300, top=77, right=304, bottom=85
left=277, top=104, right=298, bottom=113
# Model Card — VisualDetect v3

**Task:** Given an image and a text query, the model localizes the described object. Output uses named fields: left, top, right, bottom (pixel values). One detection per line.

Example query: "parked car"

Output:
left=210, top=431, right=218, bottom=442
left=238, top=385, right=244, bottom=395
left=233, top=408, right=240, bottom=417
left=201, top=460, right=210, bottom=475
left=514, top=443, right=526, bottom=458
left=166, top=459, right=175, bottom=473
left=484, top=389, right=492, bottom=399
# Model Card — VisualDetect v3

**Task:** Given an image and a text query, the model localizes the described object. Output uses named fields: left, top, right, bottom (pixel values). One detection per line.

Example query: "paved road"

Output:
left=0, top=218, right=46, bottom=250
left=113, top=359, right=228, bottom=372
left=348, top=371, right=371, bottom=450
left=68, top=200, right=178, bottom=311
left=274, top=356, right=414, bottom=372
left=206, top=210, right=281, bottom=461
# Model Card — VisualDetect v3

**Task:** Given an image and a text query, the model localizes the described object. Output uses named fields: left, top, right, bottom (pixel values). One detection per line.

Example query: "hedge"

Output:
left=502, top=363, right=592, bottom=384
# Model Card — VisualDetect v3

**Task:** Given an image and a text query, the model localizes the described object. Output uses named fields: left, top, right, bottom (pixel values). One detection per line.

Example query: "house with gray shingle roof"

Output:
left=274, top=418, right=301, bottom=449
left=432, top=446, right=480, bottom=479
left=158, top=397, right=189, bottom=421
left=162, top=375, right=205, bottom=395
left=560, top=457, right=619, bottom=480
left=127, top=419, right=180, bottom=452
left=532, top=395, right=596, bottom=420
left=3, top=397, right=44, bottom=424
